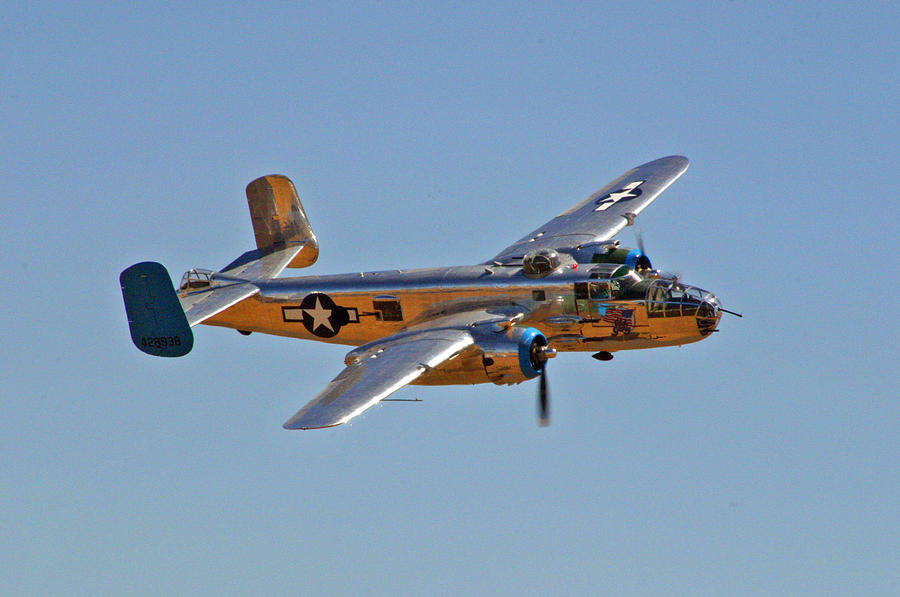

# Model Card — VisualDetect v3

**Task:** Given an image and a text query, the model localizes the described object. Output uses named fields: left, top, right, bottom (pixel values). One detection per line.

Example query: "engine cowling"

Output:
left=480, top=326, right=548, bottom=386
left=592, top=247, right=652, bottom=271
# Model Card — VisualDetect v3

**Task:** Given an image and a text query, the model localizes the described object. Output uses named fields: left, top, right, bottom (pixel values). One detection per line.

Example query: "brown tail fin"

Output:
left=245, top=175, right=318, bottom=269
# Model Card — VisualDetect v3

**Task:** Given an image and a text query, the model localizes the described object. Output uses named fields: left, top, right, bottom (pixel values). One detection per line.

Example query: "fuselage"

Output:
left=201, top=262, right=721, bottom=354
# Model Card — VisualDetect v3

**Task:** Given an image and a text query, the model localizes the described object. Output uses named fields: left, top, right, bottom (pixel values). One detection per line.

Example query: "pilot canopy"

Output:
left=573, top=264, right=642, bottom=300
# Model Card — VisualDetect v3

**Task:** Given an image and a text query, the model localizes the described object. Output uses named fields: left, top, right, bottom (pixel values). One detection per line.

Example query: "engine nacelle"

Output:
left=480, top=326, right=548, bottom=386
left=400, top=326, right=551, bottom=387
left=592, top=246, right=652, bottom=271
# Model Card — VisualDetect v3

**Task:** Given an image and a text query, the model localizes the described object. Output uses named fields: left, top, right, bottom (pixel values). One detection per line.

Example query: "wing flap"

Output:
left=491, top=156, right=689, bottom=262
left=283, top=328, right=474, bottom=430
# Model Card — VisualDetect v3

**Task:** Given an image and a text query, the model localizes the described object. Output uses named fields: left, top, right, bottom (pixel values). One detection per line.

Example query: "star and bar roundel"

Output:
left=593, top=180, right=644, bottom=211
left=282, top=293, right=359, bottom=338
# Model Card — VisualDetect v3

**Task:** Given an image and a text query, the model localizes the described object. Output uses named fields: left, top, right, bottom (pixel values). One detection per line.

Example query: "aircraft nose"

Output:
left=696, top=297, right=720, bottom=336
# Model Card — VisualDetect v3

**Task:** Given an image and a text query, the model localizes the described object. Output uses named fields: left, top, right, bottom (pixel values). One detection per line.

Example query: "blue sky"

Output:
left=1, top=3, right=897, bottom=595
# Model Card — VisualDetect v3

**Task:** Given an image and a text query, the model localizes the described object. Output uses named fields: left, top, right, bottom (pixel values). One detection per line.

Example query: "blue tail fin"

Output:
left=120, top=262, right=193, bottom=357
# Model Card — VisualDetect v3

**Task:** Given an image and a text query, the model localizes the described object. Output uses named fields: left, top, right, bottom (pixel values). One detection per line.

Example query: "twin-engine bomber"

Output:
left=120, top=156, right=737, bottom=429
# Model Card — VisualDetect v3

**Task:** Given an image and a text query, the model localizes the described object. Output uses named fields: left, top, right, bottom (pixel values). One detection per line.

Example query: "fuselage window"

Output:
left=574, top=282, right=589, bottom=300
left=589, top=282, right=610, bottom=299
left=373, top=296, right=403, bottom=321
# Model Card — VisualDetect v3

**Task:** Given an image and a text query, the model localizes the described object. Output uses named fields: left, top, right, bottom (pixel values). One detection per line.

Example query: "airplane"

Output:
left=120, top=156, right=738, bottom=430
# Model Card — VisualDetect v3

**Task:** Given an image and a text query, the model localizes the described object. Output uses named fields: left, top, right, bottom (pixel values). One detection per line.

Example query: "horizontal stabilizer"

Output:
left=219, top=244, right=307, bottom=280
left=120, top=262, right=193, bottom=357
left=180, top=281, right=259, bottom=327
left=246, top=175, right=318, bottom=269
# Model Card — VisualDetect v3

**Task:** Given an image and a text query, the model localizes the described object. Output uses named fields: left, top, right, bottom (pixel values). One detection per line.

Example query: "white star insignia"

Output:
left=304, top=297, right=334, bottom=332
left=594, top=180, right=644, bottom=211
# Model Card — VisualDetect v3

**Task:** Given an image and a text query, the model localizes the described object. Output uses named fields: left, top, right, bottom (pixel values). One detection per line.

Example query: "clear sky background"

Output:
left=1, top=3, right=897, bottom=596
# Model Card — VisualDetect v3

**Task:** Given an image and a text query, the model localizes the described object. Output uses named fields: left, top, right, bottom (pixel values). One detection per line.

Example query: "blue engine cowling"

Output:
left=477, top=326, right=549, bottom=385
left=516, top=327, right=549, bottom=379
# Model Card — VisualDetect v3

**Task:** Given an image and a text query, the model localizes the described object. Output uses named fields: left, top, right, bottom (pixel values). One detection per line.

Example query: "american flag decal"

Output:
left=600, top=307, right=635, bottom=335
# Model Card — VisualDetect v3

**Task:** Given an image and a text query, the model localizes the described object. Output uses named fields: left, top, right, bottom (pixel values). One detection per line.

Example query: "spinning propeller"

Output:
left=634, top=216, right=681, bottom=282
left=530, top=341, right=557, bottom=426
left=634, top=219, right=647, bottom=258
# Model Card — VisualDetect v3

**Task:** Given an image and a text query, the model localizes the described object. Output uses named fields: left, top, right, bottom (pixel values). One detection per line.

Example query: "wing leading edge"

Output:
left=491, top=156, right=689, bottom=263
left=283, top=328, right=474, bottom=430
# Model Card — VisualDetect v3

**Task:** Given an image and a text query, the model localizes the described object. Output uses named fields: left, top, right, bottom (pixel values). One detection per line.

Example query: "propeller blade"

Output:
left=634, top=222, right=646, bottom=256
left=537, top=366, right=550, bottom=427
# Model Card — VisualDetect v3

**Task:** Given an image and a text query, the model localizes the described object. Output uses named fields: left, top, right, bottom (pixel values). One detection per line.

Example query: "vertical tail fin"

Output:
left=246, top=175, right=318, bottom=268
left=219, top=175, right=319, bottom=280
left=120, top=262, right=193, bottom=357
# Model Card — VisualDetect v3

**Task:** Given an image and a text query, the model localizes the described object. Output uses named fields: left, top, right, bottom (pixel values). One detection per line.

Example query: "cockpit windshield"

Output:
left=586, top=265, right=642, bottom=296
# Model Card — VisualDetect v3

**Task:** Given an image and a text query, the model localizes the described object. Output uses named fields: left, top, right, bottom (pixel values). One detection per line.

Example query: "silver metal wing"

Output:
left=283, top=328, right=475, bottom=430
left=491, top=155, right=689, bottom=263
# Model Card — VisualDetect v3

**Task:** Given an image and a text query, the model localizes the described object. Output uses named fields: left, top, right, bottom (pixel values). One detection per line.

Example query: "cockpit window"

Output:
left=588, top=281, right=621, bottom=299
left=588, top=264, right=633, bottom=280
left=588, top=265, right=638, bottom=298
left=647, top=280, right=666, bottom=317
left=612, top=268, right=642, bottom=290
left=588, top=282, right=608, bottom=299
left=179, top=269, right=213, bottom=291
left=665, top=286, right=684, bottom=317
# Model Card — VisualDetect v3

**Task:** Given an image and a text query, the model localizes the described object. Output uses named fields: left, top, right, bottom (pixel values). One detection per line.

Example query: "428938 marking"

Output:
left=140, top=335, right=182, bottom=349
